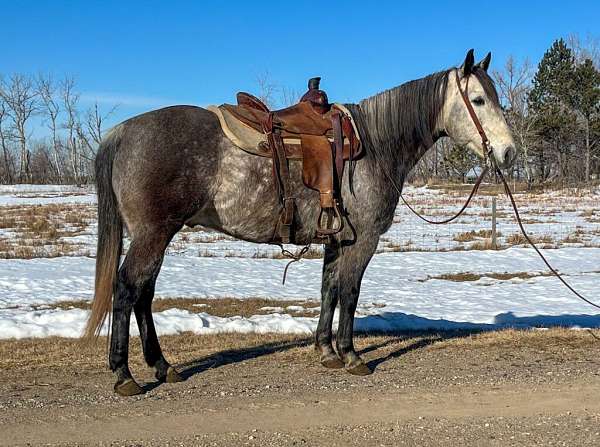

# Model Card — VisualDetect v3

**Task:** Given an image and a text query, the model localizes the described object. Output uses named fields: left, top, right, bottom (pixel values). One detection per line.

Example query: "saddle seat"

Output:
left=209, top=77, right=362, bottom=244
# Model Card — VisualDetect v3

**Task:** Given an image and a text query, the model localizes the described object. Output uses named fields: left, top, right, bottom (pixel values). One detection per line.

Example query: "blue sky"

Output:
left=1, top=1, right=599, bottom=131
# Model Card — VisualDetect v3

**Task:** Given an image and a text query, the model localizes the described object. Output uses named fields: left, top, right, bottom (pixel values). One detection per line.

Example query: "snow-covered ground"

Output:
left=1, top=184, right=599, bottom=339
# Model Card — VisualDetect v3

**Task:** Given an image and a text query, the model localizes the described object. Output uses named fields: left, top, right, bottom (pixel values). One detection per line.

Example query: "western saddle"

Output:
left=214, top=77, right=361, bottom=244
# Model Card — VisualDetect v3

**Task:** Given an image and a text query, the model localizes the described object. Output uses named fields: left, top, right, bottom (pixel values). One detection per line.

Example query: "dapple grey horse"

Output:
left=85, top=50, right=515, bottom=395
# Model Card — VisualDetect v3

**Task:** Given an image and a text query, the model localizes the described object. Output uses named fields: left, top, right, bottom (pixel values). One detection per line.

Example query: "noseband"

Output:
left=454, top=68, right=493, bottom=165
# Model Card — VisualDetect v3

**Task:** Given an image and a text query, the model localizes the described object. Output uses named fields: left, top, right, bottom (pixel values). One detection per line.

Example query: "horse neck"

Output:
left=355, top=70, right=449, bottom=184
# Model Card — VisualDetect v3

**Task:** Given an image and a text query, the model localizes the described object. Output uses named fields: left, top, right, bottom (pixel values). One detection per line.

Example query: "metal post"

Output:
left=491, top=196, right=497, bottom=250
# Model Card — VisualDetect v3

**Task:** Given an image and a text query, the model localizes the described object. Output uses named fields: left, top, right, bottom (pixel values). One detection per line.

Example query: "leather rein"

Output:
left=398, top=70, right=490, bottom=224
left=399, top=69, right=600, bottom=311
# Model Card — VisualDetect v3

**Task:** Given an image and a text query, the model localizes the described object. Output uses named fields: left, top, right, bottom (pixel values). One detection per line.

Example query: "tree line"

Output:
left=1, top=35, right=599, bottom=186
left=0, top=74, right=114, bottom=184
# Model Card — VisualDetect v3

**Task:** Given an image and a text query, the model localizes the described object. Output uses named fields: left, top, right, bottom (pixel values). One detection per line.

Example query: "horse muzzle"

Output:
left=493, top=145, right=516, bottom=169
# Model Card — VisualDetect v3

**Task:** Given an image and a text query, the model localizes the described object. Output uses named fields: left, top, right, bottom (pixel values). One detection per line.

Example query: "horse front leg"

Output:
left=315, top=243, right=344, bottom=368
left=335, top=237, right=379, bottom=375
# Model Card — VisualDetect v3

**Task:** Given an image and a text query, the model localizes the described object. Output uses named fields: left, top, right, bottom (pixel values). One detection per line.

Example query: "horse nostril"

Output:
left=503, top=146, right=516, bottom=166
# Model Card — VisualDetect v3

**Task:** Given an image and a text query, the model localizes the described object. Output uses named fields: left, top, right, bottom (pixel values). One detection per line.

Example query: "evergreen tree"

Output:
left=571, top=59, right=600, bottom=180
left=446, top=144, right=477, bottom=183
left=528, top=39, right=578, bottom=181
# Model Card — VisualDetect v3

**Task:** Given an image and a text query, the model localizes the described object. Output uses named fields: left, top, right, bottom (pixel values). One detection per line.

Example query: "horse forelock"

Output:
left=471, top=67, right=500, bottom=108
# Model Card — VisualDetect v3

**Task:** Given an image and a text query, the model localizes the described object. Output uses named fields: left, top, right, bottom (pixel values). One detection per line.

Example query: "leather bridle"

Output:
left=454, top=68, right=495, bottom=166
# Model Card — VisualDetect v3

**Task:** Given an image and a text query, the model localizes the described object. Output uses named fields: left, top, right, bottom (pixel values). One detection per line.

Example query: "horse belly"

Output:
left=186, top=146, right=316, bottom=244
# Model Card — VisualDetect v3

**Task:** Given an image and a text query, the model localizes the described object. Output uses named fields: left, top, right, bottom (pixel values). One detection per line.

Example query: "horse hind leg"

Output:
left=110, top=228, right=178, bottom=396
left=134, top=282, right=183, bottom=384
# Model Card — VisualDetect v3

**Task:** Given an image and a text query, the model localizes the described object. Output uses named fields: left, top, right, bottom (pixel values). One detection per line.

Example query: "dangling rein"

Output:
left=393, top=69, right=600, bottom=311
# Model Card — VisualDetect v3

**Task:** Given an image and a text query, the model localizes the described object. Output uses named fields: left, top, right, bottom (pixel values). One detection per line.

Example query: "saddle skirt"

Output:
left=207, top=103, right=361, bottom=160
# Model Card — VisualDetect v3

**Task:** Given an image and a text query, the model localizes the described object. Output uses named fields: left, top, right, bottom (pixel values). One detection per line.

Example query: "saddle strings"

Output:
left=279, top=243, right=311, bottom=285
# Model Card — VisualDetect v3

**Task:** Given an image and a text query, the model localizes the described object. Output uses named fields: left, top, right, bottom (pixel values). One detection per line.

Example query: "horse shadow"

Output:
left=174, top=317, right=481, bottom=382
left=177, top=337, right=313, bottom=380
left=168, top=310, right=600, bottom=386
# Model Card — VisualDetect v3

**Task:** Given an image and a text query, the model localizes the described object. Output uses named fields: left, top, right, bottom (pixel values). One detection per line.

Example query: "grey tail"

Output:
left=83, top=127, right=123, bottom=340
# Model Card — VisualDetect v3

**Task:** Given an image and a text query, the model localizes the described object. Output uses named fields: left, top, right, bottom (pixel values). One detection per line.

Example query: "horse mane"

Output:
left=346, top=66, right=500, bottom=169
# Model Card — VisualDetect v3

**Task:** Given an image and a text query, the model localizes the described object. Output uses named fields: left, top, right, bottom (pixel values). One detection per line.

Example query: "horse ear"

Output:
left=461, top=49, right=475, bottom=77
left=478, top=52, right=492, bottom=72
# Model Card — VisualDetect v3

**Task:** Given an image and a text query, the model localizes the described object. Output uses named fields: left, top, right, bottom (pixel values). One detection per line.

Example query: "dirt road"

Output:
left=1, top=329, right=600, bottom=446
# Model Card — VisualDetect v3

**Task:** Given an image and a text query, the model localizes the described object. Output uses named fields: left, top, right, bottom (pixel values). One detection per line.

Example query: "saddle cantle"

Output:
left=209, top=77, right=362, bottom=244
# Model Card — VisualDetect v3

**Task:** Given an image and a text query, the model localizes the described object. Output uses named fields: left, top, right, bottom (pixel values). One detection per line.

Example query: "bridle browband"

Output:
left=454, top=68, right=493, bottom=163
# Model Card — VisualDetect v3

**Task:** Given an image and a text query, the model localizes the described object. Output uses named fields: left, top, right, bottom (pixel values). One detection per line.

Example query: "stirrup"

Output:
left=316, top=204, right=344, bottom=237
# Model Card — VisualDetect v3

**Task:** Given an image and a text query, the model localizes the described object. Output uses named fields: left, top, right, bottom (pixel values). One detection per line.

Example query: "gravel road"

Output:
left=1, top=330, right=599, bottom=446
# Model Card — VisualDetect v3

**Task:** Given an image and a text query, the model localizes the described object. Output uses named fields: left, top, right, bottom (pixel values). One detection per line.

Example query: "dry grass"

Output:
left=428, top=271, right=549, bottom=282
left=381, top=240, right=414, bottom=252
left=253, top=246, right=323, bottom=260
left=382, top=240, right=459, bottom=253
left=506, top=233, right=528, bottom=245
left=521, top=218, right=545, bottom=224
left=43, top=297, right=320, bottom=318
left=453, top=229, right=502, bottom=242
left=429, top=327, right=600, bottom=351
left=0, top=332, right=310, bottom=371
left=0, top=328, right=597, bottom=372
left=505, top=233, right=554, bottom=247
left=192, top=247, right=324, bottom=259
left=0, top=243, right=79, bottom=259
left=580, top=209, right=596, bottom=218
left=561, top=232, right=585, bottom=244
left=468, top=239, right=502, bottom=250
left=0, top=203, right=95, bottom=258
left=427, top=182, right=530, bottom=195
left=153, top=297, right=319, bottom=317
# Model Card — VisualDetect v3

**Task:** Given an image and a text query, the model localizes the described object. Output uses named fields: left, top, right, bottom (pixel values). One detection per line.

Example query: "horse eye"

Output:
left=472, top=96, right=485, bottom=106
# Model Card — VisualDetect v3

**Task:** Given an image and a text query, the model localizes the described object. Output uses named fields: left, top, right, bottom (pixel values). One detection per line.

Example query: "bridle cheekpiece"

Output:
left=454, top=68, right=495, bottom=168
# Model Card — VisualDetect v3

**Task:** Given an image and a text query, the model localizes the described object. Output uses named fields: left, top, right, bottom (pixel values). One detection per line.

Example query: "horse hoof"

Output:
left=114, top=378, right=144, bottom=396
left=346, top=362, right=372, bottom=376
left=321, top=355, right=344, bottom=369
left=166, top=367, right=184, bottom=383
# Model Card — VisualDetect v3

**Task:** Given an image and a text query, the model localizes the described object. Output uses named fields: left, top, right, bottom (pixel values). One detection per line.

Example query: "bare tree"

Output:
left=78, top=101, right=117, bottom=154
left=37, top=74, right=63, bottom=181
left=255, top=71, right=278, bottom=108
left=61, top=76, right=82, bottom=182
left=0, top=99, right=15, bottom=183
left=566, top=33, right=600, bottom=68
left=493, top=56, right=536, bottom=186
left=279, top=85, right=301, bottom=107
left=0, top=74, right=39, bottom=182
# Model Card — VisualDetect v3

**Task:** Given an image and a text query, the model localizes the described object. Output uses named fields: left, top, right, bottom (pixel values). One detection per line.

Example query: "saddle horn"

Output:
left=301, top=77, right=329, bottom=113
left=307, top=77, right=321, bottom=90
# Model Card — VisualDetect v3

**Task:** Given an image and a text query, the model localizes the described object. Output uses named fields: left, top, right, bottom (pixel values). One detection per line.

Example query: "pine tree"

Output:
left=571, top=59, right=600, bottom=180
left=528, top=39, right=578, bottom=181
left=446, top=144, right=477, bottom=183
